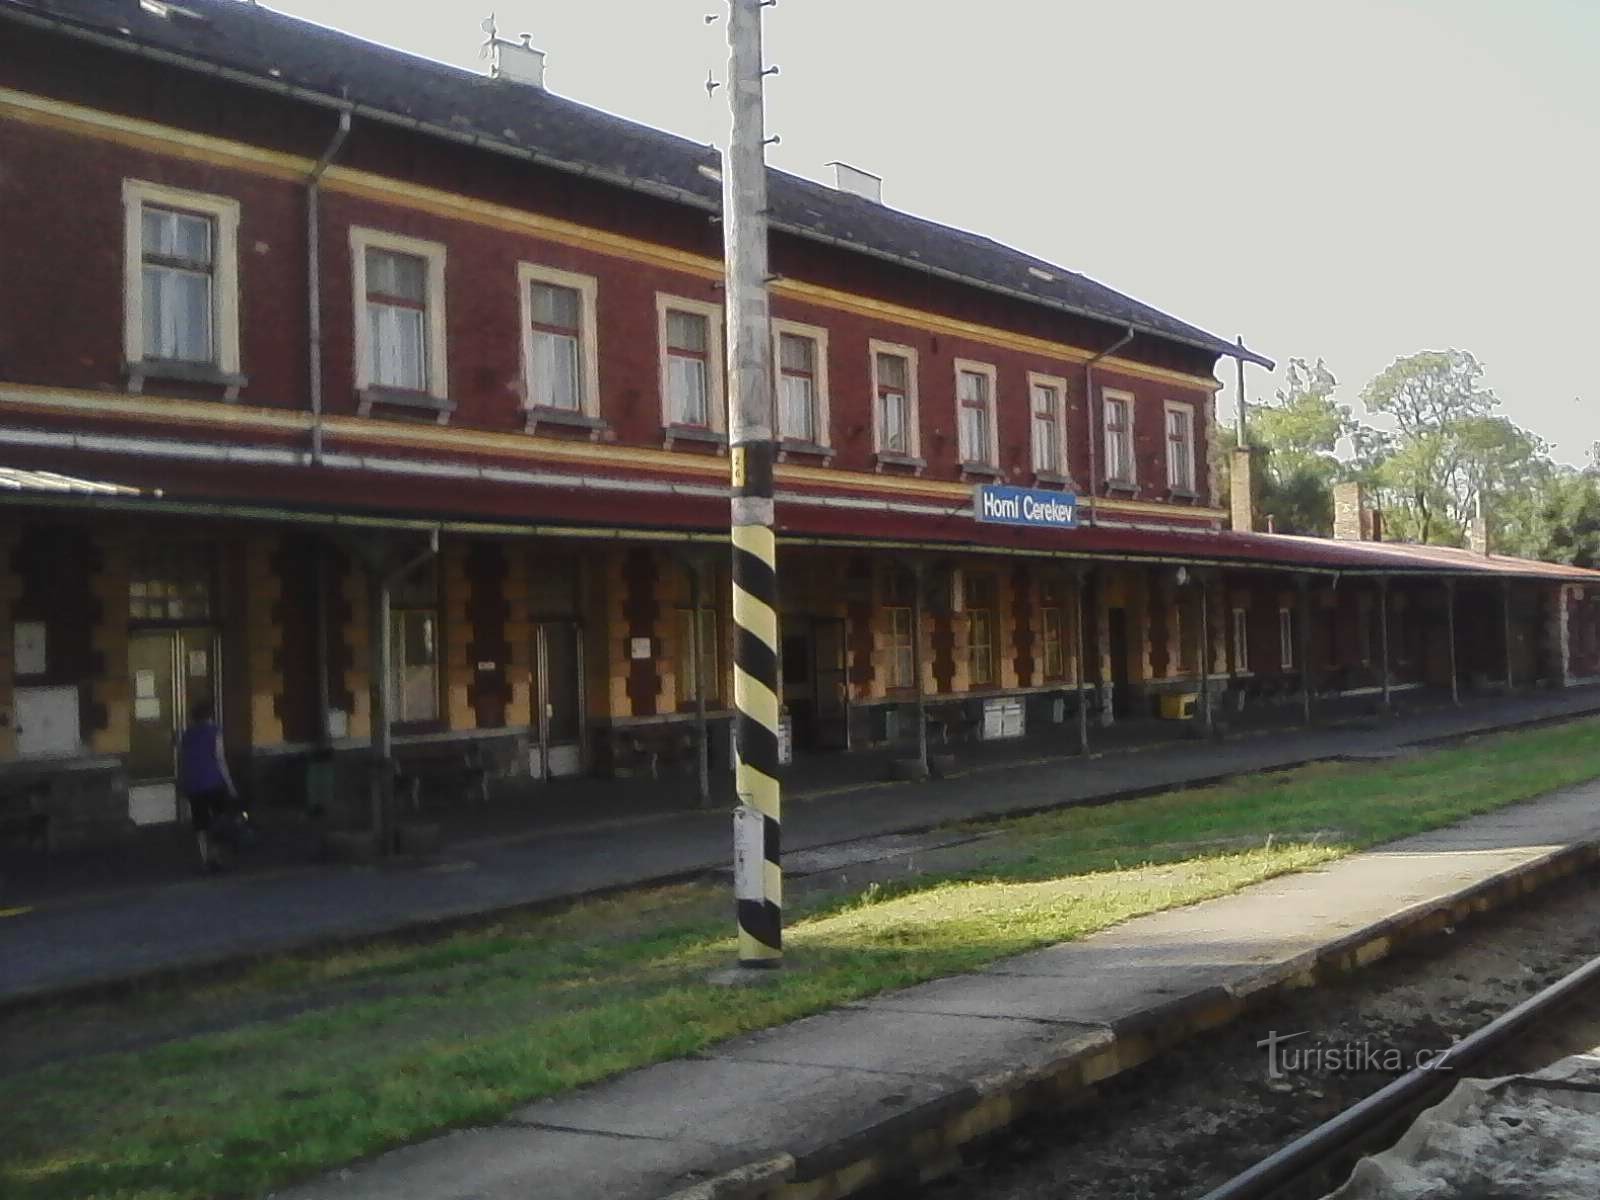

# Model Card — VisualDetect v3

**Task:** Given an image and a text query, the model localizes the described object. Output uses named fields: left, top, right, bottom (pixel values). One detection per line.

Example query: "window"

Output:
left=772, top=320, right=830, bottom=446
left=955, top=360, right=998, bottom=468
left=1232, top=607, right=1250, bottom=674
left=122, top=179, right=241, bottom=380
left=657, top=295, right=725, bottom=431
left=1279, top=608, right=1295, bottom=670
left=350, top=228, right=448, bottom=402
left=389, top=561, right=439, bottom=723
left=129, top=542, right=214, bottom=622
left=871, top=341, right=919, bottom=459
left=1041, top=606, right=1065, bottom=680
left=519, top=263, right=599, bottom=418
left=888, top=607, right=916, bottom=689
left=1029, top=372, right=1068, bottom=477
left=1165, top=401, right=1196, bottom=492
left=965, top=574, right=997, bottom=687
left=676, top=606, right=720, bottom=705
left=1103, top=390, right=1135, bottom=484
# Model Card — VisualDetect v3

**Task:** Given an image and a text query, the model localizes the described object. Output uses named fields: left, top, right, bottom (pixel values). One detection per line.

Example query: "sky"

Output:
left=266, top=0, right=1600, bottom=465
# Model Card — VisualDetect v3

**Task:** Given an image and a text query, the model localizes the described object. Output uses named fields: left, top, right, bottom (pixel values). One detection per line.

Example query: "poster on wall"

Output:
left=14, top=622, right=46, bottom=676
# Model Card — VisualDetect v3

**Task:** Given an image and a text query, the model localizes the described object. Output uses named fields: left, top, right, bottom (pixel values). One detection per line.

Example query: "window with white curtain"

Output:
left=365, top=247, right=429, bottom=392
left=777, top=332, right=818, bottom=442
left=140, top=206, right=214, bottom=363
left=1031, top=380, right=1062, bottom=474
left=1166, top=402, right=1195, bottom=491
left=956, top=363, right=996, bottom=467
left=1103, top=392, right=1135, bottom=483
left=666, top=308, right=711, bottom=426
left=528, top=281, right=582, bottom=410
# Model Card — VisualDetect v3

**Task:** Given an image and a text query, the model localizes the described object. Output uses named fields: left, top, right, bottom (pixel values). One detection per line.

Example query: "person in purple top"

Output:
left=178, top=700, right=237, bottom=871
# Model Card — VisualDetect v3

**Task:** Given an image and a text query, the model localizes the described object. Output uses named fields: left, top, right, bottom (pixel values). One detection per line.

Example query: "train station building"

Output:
left=2, top=0, right=1598, bottom=846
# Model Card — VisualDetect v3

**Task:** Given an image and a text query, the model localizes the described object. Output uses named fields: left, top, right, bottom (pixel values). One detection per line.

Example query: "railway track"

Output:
left=902, top=869, right=1600, bottom=1200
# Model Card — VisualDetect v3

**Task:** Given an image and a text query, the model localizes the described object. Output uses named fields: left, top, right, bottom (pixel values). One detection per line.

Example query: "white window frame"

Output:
left=1027, top=371, right=1070, bottom=478
left=953, top=358, right=1000, bottom=469
left=122, top=178, right=242, bottom=377
left=869, top=338, right=921, bottom=460
left=655, top=293, right=725, bottom=433
left=1102, top=388, right=1136, bottom=485
left=1164, top=399, right=1197, bottom=493
left=1232, top=607, right=1250, bottom=675
left=349, top=226, right=449, bottom=401
left=1279, top=607, right=1295, bottom=670
left=517, top=262, right=600, bottom=420
left=770, top=318, right=831, bottom=447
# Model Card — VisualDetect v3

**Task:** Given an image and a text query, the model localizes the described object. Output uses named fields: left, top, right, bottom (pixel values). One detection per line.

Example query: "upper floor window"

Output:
left=1102, top=389, right=1135, bottom=484
left=519, top=263, right=599, bottom=422
left=657, top=294, right=725, bottom=433
left=1029, top=372, right=1068, bottom=478
left=1165, top=401, right=1196, bottom=493
left=122, top=179, right=241, bottom=386
left=350, top=227, right=449, bottom=406
left=871, top=341, right=920, bottom=461
left=366, top=249, right=428, bottom=390
left=772, top=320, right=830, bottom=447
left=955, top=360, right=998, bottom=469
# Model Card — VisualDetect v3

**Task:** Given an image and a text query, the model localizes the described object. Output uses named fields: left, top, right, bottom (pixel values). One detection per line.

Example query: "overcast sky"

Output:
left=267, top=0, right=1598, bottom=465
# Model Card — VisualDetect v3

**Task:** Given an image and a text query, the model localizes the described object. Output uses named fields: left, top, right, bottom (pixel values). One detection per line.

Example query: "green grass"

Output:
left=5, top=718, right=1600, bottom=1199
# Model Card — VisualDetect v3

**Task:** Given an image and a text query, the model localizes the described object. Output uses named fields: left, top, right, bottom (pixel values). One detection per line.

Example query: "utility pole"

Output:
left=722, top=0, right=782, bottom=967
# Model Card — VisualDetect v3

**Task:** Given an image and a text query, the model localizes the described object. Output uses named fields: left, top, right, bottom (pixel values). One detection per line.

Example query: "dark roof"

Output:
left=3, top=0, right=1273, bottom=369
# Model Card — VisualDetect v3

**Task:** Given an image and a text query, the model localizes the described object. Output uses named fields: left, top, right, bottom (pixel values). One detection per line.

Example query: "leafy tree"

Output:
left=1501, top=465, right=1600, bottom=569
left=1359, top=350, right=1545, bottom=545
left=1239, top=356, right=1353, bottom=535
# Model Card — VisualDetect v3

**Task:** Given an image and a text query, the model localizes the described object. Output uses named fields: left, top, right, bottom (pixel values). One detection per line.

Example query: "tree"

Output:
left=1243, top=356, right=1353, bottom=535
left=1359, top=350, right=1545, bottom=545
left=1501, top=466, right=1600, bottom=570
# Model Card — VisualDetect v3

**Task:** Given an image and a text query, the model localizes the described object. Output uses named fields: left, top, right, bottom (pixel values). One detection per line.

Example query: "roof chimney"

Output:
left=1469, top=494, right=1490, bottom=556
left=827, top=161, right=882, bottom=204
left=1332, top=481, right=1378, bottom=542
left=491, top=32, right=545, bottom=88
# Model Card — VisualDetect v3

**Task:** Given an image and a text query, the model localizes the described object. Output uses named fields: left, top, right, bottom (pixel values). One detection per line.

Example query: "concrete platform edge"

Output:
left=656, top=837, right=1600, bottom=1200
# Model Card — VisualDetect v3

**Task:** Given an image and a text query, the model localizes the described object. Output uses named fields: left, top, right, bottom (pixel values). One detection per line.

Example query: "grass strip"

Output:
left=4, top=718, right=1600, bottom=1199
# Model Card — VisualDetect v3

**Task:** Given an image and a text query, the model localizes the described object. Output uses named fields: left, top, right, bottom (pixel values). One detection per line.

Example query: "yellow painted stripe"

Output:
left=731, top=523, right=777, bottom=564
left=0, top=905, right=34, bottom=919
left=0, top=88, right=1227, bottom=394
left=734, top=666, right=781, bottom=735
left=737, top=760, right=781, bottom=818
left=738, top=928, right=780, bottom=959
left=732, top=584, right=779, bottom=654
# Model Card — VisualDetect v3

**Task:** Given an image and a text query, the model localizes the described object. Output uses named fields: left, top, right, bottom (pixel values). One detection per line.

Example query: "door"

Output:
left=811, top=617, right=849, bottom=750
left=535, top=620, right=584, bottom=778
left=127, top=629, right=219, bottom=823
left=1107, top=608, right=1131, bottom=719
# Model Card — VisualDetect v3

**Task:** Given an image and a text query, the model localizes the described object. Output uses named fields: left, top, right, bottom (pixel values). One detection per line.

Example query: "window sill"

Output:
left=663, top=425, right=728, bottom=453
left=1032, top=470, right=1077, bottom=490
left=126, top=359, right=248, bottom=401
left=1167, top=486, right=1199, bottom=503
left=357, top=387, right=455, bottom=424
left=874, top=450, right=926, bottom=474
left=1104, top=478, right=1138, bottom=496
left=960, top=461, right=1001, bottom=479
left=524, top=406, right=608, bottom=440
left=777, top=439, right=835, bottom=462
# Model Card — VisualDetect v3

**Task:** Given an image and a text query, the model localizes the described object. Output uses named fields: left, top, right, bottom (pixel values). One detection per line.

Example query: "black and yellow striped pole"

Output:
left=722, top=0, right=782, bottom=966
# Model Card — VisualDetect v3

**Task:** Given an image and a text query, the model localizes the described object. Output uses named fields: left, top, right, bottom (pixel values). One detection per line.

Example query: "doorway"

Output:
left=533, top=620, right=584, bottom=778
left=127, top=628, right=218, bottom=824
left=810, top=617, right=850, bottom=750
left=1107, top=607, right=1131, bottom=719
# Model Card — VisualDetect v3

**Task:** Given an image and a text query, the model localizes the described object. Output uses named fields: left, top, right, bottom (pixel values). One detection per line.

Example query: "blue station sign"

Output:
left=974, top=484, right=1079, bottom=529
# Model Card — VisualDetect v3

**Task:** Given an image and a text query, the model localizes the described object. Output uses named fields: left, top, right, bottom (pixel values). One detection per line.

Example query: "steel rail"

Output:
left=1196, top=947, right=1600, bottom=1200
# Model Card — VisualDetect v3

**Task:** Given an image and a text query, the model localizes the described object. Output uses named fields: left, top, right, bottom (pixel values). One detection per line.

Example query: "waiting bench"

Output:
left=393, top=743, right=490, bottom=810
left=0, top=779, right=52, bottom=853
left=615, top=725, right=697, bottom=779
